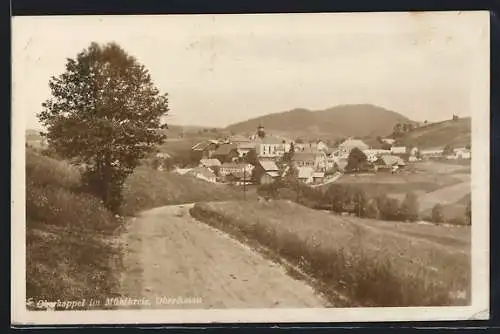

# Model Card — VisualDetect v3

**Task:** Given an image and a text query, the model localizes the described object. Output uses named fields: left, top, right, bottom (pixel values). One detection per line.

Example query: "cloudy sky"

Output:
left=13, top=11, right=488, bottom=129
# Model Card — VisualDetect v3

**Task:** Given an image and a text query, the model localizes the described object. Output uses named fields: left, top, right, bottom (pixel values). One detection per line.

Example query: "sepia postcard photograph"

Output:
left=11, top=11, right=490, bottom=325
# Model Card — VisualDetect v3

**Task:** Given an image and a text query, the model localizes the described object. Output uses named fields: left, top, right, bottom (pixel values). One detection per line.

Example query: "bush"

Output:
left=323, top=184, right=350, bottom=213
left=352, top=187, right=369, bottom=218
left=465, top=200, right=471, bottom=225
left=432, top=204, right=445, bottom=223
left=399, top=192, right=420, bottom=222
left=377, top=195, right=401, bottom=221
left=366, top=199, right=380, bottom=219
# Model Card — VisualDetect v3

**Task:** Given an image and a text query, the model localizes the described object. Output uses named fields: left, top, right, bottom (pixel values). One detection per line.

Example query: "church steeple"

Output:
left=257, top=124, right=265, bottom=139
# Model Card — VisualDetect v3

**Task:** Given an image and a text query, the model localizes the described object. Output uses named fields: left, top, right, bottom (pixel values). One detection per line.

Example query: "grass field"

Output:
left=121, top=166, right=253, bottom=216
left=395, top=117, right=471, bottom=149
left=334, top=160, right=471, bottom=222
left=334, top=171, right=463, bottom=197
left=190, top=200, right=470, bottom=307
left=26, top=149, right=123, bottom=309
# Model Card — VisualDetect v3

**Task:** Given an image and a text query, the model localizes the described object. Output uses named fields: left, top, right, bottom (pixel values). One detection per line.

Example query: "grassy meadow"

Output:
left=121, top=166, right=252, bottom=216
left=332, top=160, right=471, bottom=222
left=26, top=149, right=123, bottom=309
left=190, top=200, right=470, bottom=307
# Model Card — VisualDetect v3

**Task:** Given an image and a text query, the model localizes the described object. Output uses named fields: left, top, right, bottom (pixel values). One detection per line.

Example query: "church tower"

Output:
left=257, top=124, right=266, bottom=139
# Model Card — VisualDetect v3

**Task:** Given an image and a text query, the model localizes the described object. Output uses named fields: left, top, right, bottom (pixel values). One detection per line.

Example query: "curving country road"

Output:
left=117, top=204, right=327, bottom=309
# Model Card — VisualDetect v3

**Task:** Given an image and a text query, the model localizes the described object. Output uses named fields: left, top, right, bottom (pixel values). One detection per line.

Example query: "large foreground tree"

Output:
left=38, top=42, right=169, bottom=212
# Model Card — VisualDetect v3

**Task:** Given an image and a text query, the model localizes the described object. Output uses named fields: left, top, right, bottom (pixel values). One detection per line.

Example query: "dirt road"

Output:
left=117, top=204, right=326, bottom=309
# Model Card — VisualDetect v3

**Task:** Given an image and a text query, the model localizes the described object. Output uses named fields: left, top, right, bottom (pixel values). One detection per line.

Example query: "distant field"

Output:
left=157, top=138, right=200, bottom=157
left=396, top=118, right=471, bottom=149
left=335, top=161, right=470, bottom=222
left=334, top=170, right=463, bottom=197
left=190, top=200, right=470, bottom=307
left=121, top=166, right=253, bottom=216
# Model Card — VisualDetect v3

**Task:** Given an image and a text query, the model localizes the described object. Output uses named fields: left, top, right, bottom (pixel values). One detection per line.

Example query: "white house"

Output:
left=219, top=163, right=254, bottom=176
left=452, top=147, right=471, bottom=160
left=336, top=138, right=369, bottom=158
left=292, top=151, right=328, bottom=171
left=297, top=166, right=314, bottom=184
left=362, top=149, right=391, bottom=163
left=189, top=167, right=217, bottom=183
left=254, top=136, right=287, bottom=158
left=390, top=146, right=407, bottom=155
left=420, top=148, right=444, bottom=158
left=258, top=160, right=280, bottom=178
left=381, top=138, right=396, bottom=145
left=199, top=158, right=222, bottom=168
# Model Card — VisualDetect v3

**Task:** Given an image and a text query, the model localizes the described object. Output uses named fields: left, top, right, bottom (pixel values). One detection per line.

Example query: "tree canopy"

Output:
left=399, top=192, right=420, bottom=222
left=38, top=42, right=169, bottom=212
left=346, top=147, right=369, bottom=173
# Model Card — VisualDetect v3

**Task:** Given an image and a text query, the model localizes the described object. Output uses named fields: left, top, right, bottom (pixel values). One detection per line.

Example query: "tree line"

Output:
left=258, top=180, right=471, bottom=225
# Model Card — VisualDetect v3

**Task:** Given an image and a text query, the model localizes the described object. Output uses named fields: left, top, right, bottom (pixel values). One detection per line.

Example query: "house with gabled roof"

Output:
left=292, top=150, right=328, bottom=171
left=375, top=155, right=406, bottom=172
left=297, top=166, right=314, bottom=184
left=212, top=143, right=239, bottom=163
left=337, top=138, right=369, bottom=158
left=188, top=166, right=217, bottom=183
left=199, top=158, right=222, bottom=168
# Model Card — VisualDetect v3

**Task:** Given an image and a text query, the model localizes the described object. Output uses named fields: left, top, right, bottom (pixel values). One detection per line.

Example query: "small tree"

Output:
left=431, top=204, right=445, bottom=223
left=442, top=144, right=454, bottom=156
left=377, top=194, right=400, bottom=221
left=399, top=192, right=420, bottom=222
left=346, top=147, right=368, bottom=173
left=392, top=123, right=402, bottom=137
left=38, top=42, right=169, bottom=212
left=324, top=184, right=346, bottom=212
left=381, top=143, right=392, bottom=150
left=366, top=199, right=380, bottom=219
left=244, top=148, right=259, bottom=166
left=352, top=187, right=369, bottom=217
left=211, top=165, right=220, bottom=177
left=282, top=142, right=295, bottom=163
left=465, top=199, right=471, bottom=225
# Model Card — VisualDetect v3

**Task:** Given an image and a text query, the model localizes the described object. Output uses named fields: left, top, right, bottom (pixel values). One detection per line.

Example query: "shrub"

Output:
left=366, top=199, right=380, bottom=219
left=399, top=192, right=420, bottom=222
left=465, top=200, right=471, bottom=225
left=352, top=187, right=369, bottom=218
left=432, top=204, right=445, bottom=223
left=377, top=195, right=401, bottom=221
left=323, top=184, right=349, bottom=213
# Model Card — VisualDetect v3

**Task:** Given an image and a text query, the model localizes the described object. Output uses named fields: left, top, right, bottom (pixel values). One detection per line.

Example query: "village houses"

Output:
left=188, top=166, right=217, bottom=183
left=199, top=158, right=221, bottom=169
left=334, top=138, right=370, bottom=159
left=219, top=162, right=254, bottom=177
left=292, top=151, right=328, bottom=171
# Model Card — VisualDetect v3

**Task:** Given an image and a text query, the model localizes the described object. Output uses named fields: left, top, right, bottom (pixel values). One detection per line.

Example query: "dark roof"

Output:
left=212, top=143, right=237, bottom=156
left=191, top=141, right=210, bottom=151
left=221, top=163, right=251, bottom=169
left=292, top=151, right=321, bottom=162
